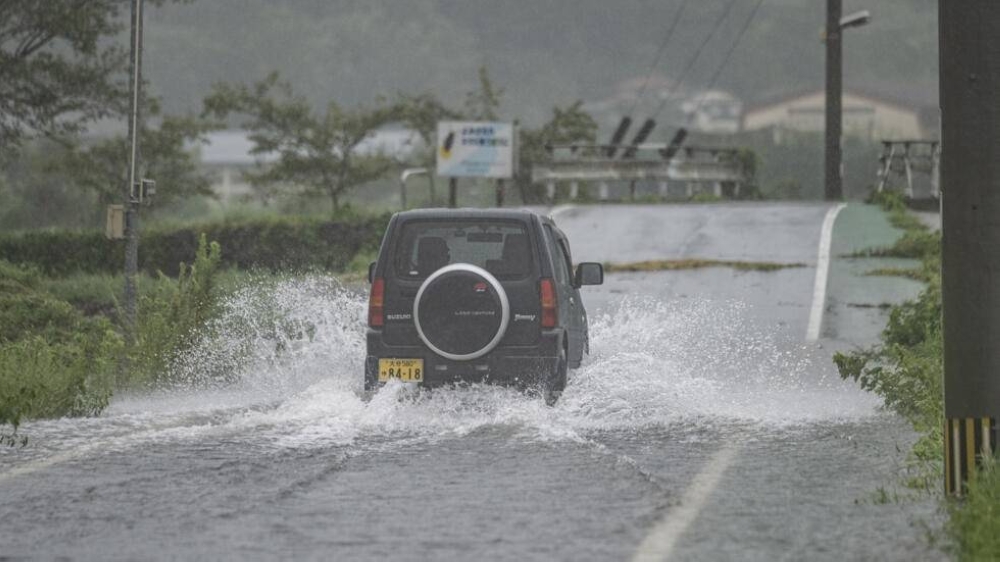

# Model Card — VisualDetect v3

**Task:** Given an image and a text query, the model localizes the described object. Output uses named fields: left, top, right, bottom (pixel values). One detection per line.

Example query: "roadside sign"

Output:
left=436, top=121, right=514, bottom=178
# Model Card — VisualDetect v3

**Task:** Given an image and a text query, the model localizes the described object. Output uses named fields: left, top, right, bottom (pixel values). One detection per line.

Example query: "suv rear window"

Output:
left=393, top=220, right=532, bottom=279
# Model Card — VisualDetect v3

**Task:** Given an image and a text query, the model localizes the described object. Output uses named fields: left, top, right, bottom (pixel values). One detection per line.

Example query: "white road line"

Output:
left=632, top=445, right=740, bottom=562
left=805, top=203, right=847, bottom=341
left=632, top=204, right=843, bottom=561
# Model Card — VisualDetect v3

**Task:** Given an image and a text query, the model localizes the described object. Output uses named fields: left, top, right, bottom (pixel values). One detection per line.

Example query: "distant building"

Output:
left=196, top=127, right=422, bottom=201
left=583, top=75, right=683, bottom=133
left=742, top=89, right=931, bottom=142
left=195, top=130, right=270, bottom=200
left=681, top=90, right=743, bottom=134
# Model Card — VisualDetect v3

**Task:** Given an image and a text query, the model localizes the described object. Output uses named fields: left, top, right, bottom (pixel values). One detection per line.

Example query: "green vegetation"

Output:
left=126, top=235, right=222, bottom=387
left=834, top=191, right=941, bottom=479
left=605, top=258, right=805, bottom=273
left=0, top=213, right=387, bottom=276
left=0, top=234, right=229, bottom=441
left=0, top=207, right=386, bottom=442
left=949, top=460, right=1000, bottom=560
left=0, top=0, right=187, bottom=147
left=834, top=192, right=1000, bottom=557
left=203, top=72, right=401, bottom=214
left=863, top=267, right=930, bottom=282
left=0, top=260, right=123, bottom=442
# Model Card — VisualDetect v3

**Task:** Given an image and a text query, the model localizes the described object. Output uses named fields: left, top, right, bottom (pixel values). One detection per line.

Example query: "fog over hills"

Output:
left=143, top=0, right=937, bottom=127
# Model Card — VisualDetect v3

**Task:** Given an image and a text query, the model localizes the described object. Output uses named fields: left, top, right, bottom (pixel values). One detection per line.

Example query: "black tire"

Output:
left=543, top=348, right=568, bottom=406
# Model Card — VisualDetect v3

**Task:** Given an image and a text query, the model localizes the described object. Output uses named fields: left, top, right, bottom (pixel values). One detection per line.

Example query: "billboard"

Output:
left=436, top=121, right=514, bottom=179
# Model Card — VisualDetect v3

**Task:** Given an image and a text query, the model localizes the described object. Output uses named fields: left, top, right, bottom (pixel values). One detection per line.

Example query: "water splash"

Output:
left=22, top=277, right=877, bottom=454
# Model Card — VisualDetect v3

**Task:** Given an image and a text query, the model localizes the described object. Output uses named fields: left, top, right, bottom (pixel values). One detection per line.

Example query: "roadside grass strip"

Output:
left=863, top=267, right=928, bottom=282
left=949, top=460, right=1000, bottom=560
left=605, top=258, right=806, bottom=274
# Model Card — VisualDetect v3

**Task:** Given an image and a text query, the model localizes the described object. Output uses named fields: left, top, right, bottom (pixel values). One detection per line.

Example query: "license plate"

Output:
left=378, top=358, right=424, bottom=382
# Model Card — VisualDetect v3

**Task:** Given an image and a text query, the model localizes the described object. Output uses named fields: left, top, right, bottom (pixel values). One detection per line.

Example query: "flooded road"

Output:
left=0, top=204, right=943, bottom=561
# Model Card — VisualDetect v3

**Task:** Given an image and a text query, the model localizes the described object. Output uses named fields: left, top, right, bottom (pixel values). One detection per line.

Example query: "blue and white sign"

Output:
left=436, top=121, right=514, bottom=179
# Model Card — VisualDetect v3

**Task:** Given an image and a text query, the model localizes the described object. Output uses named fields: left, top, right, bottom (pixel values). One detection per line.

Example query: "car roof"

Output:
left=393, top=208, right=550, bottom=223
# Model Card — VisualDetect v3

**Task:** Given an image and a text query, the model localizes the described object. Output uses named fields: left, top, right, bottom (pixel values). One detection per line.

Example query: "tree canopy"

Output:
left=203, top=72, right=400, bottom=213
left=0, top=0, right=183, bottom=148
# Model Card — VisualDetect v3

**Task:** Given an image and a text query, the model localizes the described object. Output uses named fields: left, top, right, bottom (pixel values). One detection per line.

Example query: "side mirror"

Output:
left=368, top=262, right=377, bottom=284
left=574, top=262, right=604, bottom=287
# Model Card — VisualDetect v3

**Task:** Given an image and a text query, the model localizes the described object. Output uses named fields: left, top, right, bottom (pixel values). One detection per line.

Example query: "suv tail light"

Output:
left=540, top=278, right=557, bottom=328
left=369, top=277, right=385, bottom=327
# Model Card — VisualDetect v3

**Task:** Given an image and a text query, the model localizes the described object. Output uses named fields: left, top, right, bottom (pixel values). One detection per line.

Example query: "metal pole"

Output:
left=824, top=0, right=843, bottom=201
left=448, top=177, right=457, bottom=208
left=496, top=179, right=505, bottom=207
left=940, top=0, right=1000, bottom=496
left=400, top=168, right=429, bottom=209
left=123, top=0, right=144, bottom=346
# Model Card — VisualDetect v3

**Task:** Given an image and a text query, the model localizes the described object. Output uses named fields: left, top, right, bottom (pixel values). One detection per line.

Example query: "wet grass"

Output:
left=604, top=258, right=806, bottom=273
left=949, top=460, right=1000, bottom=561
left=863, top=267, right=928, bottom=282
left=844, top=229, right=940, bottom=260
left=845, top=302, right=894, bottom=310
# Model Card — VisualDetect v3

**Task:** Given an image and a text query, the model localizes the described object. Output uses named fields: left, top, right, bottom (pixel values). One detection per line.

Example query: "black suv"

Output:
left=365, top=208, right=603, bottom=403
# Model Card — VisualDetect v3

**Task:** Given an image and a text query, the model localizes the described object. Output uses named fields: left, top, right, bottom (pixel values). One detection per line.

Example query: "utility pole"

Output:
left=123, top=0, right=144, bottom=346
left=824, top=0, right=843, bottom=201
left=940, top=0, right=1000, bottom=496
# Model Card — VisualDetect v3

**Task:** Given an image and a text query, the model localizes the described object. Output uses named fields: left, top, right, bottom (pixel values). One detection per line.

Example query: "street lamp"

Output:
left=840, top=9, right=871, bottom=29
left=824, top=2, right=871, bottom=200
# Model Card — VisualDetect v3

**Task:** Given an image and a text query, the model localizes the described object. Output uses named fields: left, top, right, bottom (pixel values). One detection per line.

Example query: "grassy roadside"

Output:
left=0, top=206, right=385, bottom=443
left=948, top=460, right=1000, bottom=560
left=834, top=192, right=1000, bottom=559
left=605, top=258, right=806, bottom=273
left=0, top=235, right=232, bottom=444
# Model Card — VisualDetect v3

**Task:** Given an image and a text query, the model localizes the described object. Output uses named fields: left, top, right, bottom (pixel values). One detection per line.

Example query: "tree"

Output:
left=0, top=0, right=182, bottom=148
left=464, top=66, right=503, bottom=121
left=202, top=72, right=399, bottom=214
left=0, top=137, right=96, bottom=230
left=0, top=100, right=212, bottom=230
left=66, top=100, right=214, bottom=211
left=395, top=92, right=462, bottom=204
left=516, top=101, right=598, bottom=203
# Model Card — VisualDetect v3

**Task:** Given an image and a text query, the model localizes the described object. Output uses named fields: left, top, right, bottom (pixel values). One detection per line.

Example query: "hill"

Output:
left=143, top=0, right=938, bottom=127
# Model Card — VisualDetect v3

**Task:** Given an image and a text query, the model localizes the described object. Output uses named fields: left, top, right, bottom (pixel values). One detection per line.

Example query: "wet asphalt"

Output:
left=0, top=203, right=946, bottom=561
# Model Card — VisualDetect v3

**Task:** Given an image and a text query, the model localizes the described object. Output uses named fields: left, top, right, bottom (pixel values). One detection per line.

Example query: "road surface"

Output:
left=0, top=203, right=943, bottom=561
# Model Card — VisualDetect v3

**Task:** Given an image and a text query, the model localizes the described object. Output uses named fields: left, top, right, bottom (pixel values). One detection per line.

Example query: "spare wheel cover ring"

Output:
left=413, top=263, right=510, bottom=361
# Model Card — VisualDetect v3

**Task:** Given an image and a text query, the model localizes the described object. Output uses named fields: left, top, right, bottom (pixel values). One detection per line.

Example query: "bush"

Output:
left=834, top=202, right=944, bottom=483
left=834, top=276, right=943, bottom=466
left=125, top=234, right=223, bottom=387
left=0, top=213, right=390, bottom=276
left=0, top=261, right=122, bottom=427
left=0, top=333, right=119, bottom=420
left=0, top=234, right=227, bottom=432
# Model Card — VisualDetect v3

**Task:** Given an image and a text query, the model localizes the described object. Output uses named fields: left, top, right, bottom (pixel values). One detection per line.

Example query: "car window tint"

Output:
left=394, top=220, right=531, bottom=279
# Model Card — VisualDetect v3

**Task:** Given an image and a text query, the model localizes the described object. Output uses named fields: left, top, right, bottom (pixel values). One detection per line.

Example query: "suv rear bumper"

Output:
left=365, top=329, right=563, bottom=390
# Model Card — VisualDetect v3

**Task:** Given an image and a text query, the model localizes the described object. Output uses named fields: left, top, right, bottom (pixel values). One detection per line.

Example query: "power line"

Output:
left=651, top=0, right=740, bottom=119
left=684, top=0, right=766, bottom=127
left=624, top=0, right=691, bottom=118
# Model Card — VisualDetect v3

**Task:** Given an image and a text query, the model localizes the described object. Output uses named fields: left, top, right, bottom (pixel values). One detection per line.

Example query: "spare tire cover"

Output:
left=414, top=263, right=510, bottom=361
